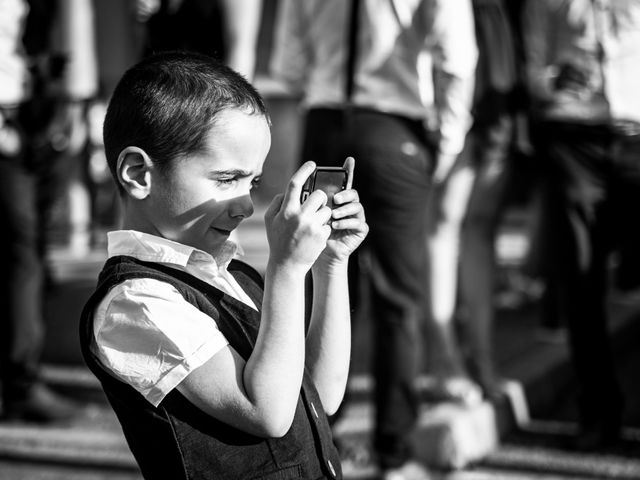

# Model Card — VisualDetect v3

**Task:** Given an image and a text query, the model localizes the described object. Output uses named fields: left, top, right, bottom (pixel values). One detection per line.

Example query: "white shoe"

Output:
left=381, top=460, right=431, bottom=480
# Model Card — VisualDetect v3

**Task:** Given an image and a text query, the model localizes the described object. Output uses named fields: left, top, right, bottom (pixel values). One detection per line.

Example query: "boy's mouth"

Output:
left=210, top=218, right=243, bottom=236
left=211, top=223, right=240, bottom=236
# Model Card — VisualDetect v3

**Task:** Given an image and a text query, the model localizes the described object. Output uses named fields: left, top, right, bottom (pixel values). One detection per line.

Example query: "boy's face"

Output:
left=146, top=109, right=271, bottom=254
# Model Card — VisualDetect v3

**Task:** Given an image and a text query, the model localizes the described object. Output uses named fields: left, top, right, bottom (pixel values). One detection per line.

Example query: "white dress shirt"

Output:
left=523, top=0, right=640, bottom=124
left=91, top=231, right=257, bottom=407
left=270, top=0, right=477, bottom=158
left=0, top=0, right=30, bottom=106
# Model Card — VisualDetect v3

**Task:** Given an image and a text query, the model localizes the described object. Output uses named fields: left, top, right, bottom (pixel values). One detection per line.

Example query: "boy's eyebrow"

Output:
left=209, top=168, right=259, bottom=177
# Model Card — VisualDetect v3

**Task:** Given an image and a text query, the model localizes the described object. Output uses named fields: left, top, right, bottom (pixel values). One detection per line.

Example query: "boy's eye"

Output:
left=251, top=177, right=262, bottom=190
left=216, top=177, right=238, bottom=188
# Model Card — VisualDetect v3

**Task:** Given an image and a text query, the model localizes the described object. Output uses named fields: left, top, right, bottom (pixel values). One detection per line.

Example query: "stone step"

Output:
left=483, top=420, right=640, bottom=479
left=11, top=369, right=529, bottom=474
left=0, top=404, right=136, bottom=471
left=334, top=380, right=527, bottom=472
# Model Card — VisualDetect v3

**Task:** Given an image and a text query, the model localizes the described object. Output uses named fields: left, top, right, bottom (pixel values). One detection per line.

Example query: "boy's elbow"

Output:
left=313, top=375, right=348, bottom=417
left=321, top=394, right=345, bottom=418
left=256, top=412, right=295, bottom=438
left=256, top=408, right=295, bottom=438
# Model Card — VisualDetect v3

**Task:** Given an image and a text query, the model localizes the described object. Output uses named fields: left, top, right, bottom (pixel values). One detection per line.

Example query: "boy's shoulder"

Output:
left=96, top=255, right=263, bottom=296
left=227, top=259, right=264, bottom=287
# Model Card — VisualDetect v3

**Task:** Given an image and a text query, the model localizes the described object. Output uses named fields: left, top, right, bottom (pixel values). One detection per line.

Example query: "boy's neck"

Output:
left=120, top=205, right=160, bottom=238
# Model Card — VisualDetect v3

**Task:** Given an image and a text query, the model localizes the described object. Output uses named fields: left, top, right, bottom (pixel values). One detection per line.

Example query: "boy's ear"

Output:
left=117, top=147, right=153, bottom=200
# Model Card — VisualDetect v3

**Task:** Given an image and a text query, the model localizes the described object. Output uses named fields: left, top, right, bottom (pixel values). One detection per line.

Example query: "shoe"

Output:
left=431, top=377, right=483, bottom=407
left=1, top=383, right=79, bottom=423
left=566, top=423, right=621, bottom=452
left=334, top=435, right=375, bottom=473
left=381, top=460, right=431, bottom=480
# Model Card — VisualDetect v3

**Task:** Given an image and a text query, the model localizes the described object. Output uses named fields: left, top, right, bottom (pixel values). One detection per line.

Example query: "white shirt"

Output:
left=270, top=0, right=477, bottom=158
left=0, top=0, right=98, bottom=106
left=523, top=0, right=640, bottom=124
left=91, top=231, right=258, bottom=407
left=0, top=0, right=30, bottom=106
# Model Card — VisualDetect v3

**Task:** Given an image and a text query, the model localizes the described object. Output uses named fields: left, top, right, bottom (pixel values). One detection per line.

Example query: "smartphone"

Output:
left=300, top=166, right=349, bottom=207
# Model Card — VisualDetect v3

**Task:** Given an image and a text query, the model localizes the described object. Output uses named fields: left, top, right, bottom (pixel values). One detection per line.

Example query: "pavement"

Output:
left=2, top=204, right=640, bottom=479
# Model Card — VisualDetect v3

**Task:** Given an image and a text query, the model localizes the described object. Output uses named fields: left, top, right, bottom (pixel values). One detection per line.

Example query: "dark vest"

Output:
left=79, top=256, right=342, bottom=480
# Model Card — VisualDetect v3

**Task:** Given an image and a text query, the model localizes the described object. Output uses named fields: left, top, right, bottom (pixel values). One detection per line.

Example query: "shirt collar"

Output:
left=107, top=230, right=239, bottom=272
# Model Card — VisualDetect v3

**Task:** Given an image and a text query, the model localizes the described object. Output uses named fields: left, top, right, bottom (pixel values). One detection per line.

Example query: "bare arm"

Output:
left=220, top=0, right=263, bottom=80
left=305, top=158, right=368, bottom=414
left=522, top=0, right=554, bottom=103
left=269, top=0, right=311, bottom=95
left=430, top=0, right=477, bottom=183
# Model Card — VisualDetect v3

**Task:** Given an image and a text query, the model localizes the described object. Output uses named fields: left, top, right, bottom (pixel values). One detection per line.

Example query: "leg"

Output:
left=458, top=116, right=514, bottom=398
left=425, top=160, right=478, bottom=386
left=543, top=123, right=623, bottom=445
left=0, top=100, right=80, bottom=422
left=348, top=111, right=431, bottom=469
left=0, top=158, right=45, bottom=399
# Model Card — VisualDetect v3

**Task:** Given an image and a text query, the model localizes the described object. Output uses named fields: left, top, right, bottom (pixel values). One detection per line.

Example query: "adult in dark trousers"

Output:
left=523, top=0, right=640, bottom=450
left=271, top=1, right=477, bottom=477
left=0, top=0, right=97, bottom=422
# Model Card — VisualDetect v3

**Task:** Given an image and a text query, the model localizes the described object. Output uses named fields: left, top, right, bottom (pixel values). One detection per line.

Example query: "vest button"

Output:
left=327, top=459, right=336, bottom=477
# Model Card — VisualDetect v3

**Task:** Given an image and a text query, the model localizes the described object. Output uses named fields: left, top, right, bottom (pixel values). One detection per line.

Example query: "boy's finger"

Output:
left=342, top=157, right=355, bottom=189
left=265, top=193, right=284, bottom=221
left=315, top=205, right=333, bottom=226
left=283, top=161, right=316, bottom=209
left=331, top=201, right=363, bottom=220
left=300, top=189, right=328, bottom=213
left=331, top=217, right=368, bottom=232
left=333, top=188, right=359, bottom=206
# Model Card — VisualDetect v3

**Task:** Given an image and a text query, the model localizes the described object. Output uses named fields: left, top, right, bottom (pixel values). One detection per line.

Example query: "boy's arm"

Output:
left=178, top=162, right=333, bottom=438
left=306, top=260, right=351, bottom=415
left=305, top=158, right=368, bottom=414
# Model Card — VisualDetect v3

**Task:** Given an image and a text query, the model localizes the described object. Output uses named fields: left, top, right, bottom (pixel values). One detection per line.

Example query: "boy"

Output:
left=79, top=51, right=367, bottom=479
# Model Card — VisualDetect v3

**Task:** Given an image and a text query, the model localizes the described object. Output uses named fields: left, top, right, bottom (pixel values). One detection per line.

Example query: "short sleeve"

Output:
left=92, top=278, right=229, bottom=407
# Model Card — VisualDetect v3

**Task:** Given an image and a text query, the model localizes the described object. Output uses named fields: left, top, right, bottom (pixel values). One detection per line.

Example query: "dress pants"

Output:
left=0, top=100, right=77, bottom=400
left=301, top=107, right=434, bottom=468
left=538, top=121, right=640, bottom=430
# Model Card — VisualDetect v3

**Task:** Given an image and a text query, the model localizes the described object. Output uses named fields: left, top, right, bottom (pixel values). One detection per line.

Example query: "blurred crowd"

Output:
left=0, top=0, right=264, bottom=425
left=2, top=0, right=640, bottom=478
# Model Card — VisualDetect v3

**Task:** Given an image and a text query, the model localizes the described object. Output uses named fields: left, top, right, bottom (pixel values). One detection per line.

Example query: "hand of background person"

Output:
left=264, top=161, right=333, bottom=274
left=431, top=152, right=458, bottom=186
left=46, top=101, right=88, bottom=155
left=554, top=62, right=592, bottom=94
left=318, top=157, right=368, bottom=265
left=134, top=0, right=161, bottom=21
left=0, top=113, right=22, bottom=158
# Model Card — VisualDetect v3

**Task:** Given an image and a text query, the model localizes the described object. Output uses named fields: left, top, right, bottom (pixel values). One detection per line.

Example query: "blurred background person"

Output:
left=270, top=0, right=477, bottom=478
left=522, top=0, right=640, bottom=451
left=424, top=0, right=519, bottom=405
left=135, top=0, right=263, bottom=81
left=0, top=0, right=98, bottom=422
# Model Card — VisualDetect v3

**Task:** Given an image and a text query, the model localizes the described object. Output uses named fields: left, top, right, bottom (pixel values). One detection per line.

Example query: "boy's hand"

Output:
left=319, top=157, right=368, bottom=265
left=264, top=161, right=333, bottom=273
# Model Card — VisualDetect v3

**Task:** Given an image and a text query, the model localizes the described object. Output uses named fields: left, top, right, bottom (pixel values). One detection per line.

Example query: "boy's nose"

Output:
left=230, top=194, right=254, bottom=219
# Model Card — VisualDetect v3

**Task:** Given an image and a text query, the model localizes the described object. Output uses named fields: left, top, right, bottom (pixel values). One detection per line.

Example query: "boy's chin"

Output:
left=211, top=238, right=239, bottom=263
left=204, top=230, right=237, bottom=250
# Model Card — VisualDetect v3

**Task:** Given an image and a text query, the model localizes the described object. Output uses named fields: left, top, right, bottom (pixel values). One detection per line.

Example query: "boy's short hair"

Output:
left=103, top=51, right=269, bottom=191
